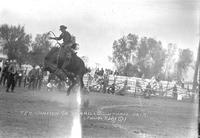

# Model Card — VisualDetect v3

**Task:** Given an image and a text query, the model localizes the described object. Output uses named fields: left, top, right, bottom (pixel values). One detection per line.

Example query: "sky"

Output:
left=0, top=0, right=199, bottom=69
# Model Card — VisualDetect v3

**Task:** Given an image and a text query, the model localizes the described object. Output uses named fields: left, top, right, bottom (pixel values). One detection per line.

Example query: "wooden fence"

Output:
left=83, top=74, right=194, bottom=98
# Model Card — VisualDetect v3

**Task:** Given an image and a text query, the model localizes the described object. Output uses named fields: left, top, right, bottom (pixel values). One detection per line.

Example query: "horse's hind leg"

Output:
left=78, top=75, right=89, bottom=94
left=67, top=77, right=76, bottom=96
left=80, top=75, right=84, bottom=89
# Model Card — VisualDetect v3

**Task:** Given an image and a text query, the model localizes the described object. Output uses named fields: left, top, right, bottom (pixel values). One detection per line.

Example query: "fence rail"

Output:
left=83, top=74, right=194, bottom=98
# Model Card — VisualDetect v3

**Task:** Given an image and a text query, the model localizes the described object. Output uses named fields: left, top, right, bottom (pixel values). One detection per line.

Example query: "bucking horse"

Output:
left=43, top=45, right=89, bottom=95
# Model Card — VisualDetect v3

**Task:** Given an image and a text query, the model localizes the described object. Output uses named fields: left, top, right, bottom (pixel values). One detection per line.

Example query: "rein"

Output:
left=48, top=31, right=62, bottom=67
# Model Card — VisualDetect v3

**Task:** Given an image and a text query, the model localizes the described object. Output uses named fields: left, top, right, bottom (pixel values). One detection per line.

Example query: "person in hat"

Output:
left=0, top=61, right=9, bottom=86
left=49, top=25, right=77, bottom=70
left=49, top=25, right=73, bottom=49
left=6, top=61, right=17, bottom=92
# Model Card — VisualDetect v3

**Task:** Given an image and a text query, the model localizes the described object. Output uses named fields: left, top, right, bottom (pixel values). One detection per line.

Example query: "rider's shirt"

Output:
left=56, top=30, right=72, bottom=45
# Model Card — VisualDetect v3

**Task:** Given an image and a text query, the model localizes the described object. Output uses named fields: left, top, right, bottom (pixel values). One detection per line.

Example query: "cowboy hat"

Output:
left=60, top=25, right=67, bottom=30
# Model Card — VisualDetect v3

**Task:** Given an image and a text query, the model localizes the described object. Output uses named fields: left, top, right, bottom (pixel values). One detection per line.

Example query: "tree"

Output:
left=0, top=24, right=31, bottom=64
left=123, top=63, right=141, bottom=77
left=29, top=33, right=52, bottom=65
left=176, top=48, right=193, bottom=81
left=111, top=34, right=166, bottom=78
left=148, top=39, right=166, bottom=76
left=136, top=37, right=166, bottom=78
left=111, top=34, right=138, bottom=73
left=162, top=43, right=178, bottom=80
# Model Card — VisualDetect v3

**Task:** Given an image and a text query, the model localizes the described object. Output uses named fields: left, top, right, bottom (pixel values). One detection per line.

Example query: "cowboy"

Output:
left=49, top=25, right=78, bottom=73
left=49, top=25, right=75, bottom=53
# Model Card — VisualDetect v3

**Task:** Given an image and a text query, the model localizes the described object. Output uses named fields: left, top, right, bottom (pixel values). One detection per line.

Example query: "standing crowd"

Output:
left=0, top=60, right=43, bottom=92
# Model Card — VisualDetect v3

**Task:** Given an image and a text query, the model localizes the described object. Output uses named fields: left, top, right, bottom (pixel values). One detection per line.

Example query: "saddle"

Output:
left=61, top=43, right=78, bottom=56
left=59, top=46, right=72, bottom=59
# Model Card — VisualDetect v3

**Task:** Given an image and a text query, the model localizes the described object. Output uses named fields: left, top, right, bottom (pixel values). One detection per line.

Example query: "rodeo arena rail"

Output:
left=83, top=72, right=197, bottom=101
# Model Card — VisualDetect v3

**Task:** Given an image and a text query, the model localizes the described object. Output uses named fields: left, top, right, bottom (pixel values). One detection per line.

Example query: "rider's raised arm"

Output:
left=54, top=33, right=63, bottom=40
left=49, top=33, right=63, bottom=40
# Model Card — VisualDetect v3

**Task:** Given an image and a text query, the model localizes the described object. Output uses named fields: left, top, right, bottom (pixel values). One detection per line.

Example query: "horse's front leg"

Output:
left=44, top=60, right=67, bottom=81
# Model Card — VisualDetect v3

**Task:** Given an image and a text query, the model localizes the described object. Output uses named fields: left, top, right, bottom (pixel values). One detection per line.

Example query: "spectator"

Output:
left=181, top=79, right=184, bottom=88
left=146, top=82, right=151, bottom=91
left=36, top=67, right=43, bottom=90
left=159, top=83, right=163, bottom=96
left=86, top=73, right=93, bottom=88
left=94, top=68, right=99, bottom=80
left=102, top=74, right=109, bottom=93
left=95, top=68, right=104, bottom=76
left=173, top=84, right=178, bottom=98
left=135, top=79, right=142, bottom=94
left=99, top=68, right=104, bottom=76
left=6, top=61, right=17, bottom=92
left=28, top=65, right=38, bottom=90
left=15, top=64, right=23, bottom=87
left=107, top=83, right=115, bottom=94
left=0, top=62, right=9, bottom=86
left=114, top=70, right=119, bottom=76
left=107, top=76, right=116, bottom=94
left=23, top=68, right=29, bottom=88
left=95, top=68, right=99, bottom=75
left=144, top=82, right=151, bottom=98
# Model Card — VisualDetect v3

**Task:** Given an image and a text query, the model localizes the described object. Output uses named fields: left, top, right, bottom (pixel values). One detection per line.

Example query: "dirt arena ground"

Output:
left=0, top=86, right=198, bottom=138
